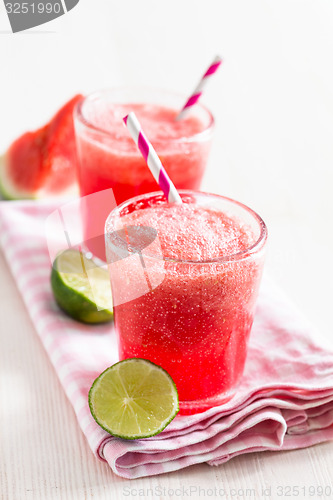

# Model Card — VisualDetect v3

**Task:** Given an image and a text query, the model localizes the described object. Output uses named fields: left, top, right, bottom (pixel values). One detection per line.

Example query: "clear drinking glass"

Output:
left=105, top=190, right=267, bottom=414
left=74, top=87, right=214, bottom=261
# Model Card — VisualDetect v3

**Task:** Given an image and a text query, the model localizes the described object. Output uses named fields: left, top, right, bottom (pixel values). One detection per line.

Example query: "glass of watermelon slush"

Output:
left=105, top=191, right=267, bottom=414
left=74, top=87, right=214, bottom=261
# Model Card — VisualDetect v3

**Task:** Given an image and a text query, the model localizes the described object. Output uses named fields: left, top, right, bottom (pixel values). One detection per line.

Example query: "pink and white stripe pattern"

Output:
left=1, top=200, right=333, bottom=479
left=176, top=55, right=222, bottom=121
left=123, top=112, right=182, bottom=204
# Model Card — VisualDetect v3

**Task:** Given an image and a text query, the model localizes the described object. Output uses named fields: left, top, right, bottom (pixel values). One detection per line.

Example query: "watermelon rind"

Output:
left=0, top=154, right=38, bottom=200
left=0, top=154, right=79, bottom=201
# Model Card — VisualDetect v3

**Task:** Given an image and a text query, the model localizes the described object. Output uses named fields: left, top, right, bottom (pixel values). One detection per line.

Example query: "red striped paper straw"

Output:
left=123, top=112, right=183, bottom=204
left=176, top=55, right=222, bottom=121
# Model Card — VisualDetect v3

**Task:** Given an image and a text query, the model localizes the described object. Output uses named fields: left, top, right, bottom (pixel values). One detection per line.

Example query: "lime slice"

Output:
left=51, top=249, right=113, bottom=324
left=88, top=358, right=179, bottom=439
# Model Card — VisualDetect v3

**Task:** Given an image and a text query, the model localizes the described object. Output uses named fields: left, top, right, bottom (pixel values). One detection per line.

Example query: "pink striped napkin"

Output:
left=1, top=200, right=333, bottom=479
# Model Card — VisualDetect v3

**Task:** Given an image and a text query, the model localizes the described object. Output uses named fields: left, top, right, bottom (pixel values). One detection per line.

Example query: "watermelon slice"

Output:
left=0, top=94, right=83, bottom=200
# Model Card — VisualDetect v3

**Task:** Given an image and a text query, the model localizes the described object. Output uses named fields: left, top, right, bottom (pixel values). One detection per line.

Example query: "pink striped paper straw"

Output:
left=176, top=55, right=222, bottom=121
left=123, top=112, right=183, bottom=204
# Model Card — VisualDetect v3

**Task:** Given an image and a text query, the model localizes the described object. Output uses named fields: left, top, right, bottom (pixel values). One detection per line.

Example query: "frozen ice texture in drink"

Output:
left=106, top=192, right=267, bottom=414
left=75, top=90, right=213, bottom=261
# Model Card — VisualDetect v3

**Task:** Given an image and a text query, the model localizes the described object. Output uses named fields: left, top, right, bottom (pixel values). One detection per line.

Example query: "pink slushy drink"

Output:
left=74, top=88, right=214, bottom=260
left=105, top=191, right=267, bottom=414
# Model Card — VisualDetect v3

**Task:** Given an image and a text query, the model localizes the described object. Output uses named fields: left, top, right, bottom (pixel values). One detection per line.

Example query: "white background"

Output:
left=1, top=1, right=333, bottom=498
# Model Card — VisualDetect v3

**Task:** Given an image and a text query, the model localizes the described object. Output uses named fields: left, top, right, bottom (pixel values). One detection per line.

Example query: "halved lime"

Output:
left=88, top=358, right=179, bottom=439
left=51, top=249, right=113, bottom=324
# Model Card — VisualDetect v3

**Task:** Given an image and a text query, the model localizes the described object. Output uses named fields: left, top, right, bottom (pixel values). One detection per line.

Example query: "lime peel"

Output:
left=88, top=358, right=179, bottom=440
left=51, top=249, right=113, bottom=324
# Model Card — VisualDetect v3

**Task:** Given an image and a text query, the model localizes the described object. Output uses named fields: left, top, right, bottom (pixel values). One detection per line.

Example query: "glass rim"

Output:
left=74, top=86, right=215, bottom=144
left=105, top=190, right=268, bottom=264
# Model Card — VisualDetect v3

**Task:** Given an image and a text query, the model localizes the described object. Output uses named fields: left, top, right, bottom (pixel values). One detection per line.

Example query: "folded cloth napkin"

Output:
left=1, top=200, right=333, bottom=479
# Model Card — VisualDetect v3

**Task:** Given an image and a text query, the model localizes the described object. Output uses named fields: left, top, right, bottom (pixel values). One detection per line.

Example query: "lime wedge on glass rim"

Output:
left=88, top=358, right=179, bottom=439
left=51, top=248, right=113, bottom=324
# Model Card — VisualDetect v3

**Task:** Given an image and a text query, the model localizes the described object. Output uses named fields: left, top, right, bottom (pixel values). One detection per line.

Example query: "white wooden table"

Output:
left=1, top=1, right=333, bottom=498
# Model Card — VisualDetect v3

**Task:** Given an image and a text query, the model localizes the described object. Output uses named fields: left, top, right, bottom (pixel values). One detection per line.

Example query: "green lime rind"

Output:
left=88, top=358, right=179, bottom=440
left=51, top=249, right=113, bottom=324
